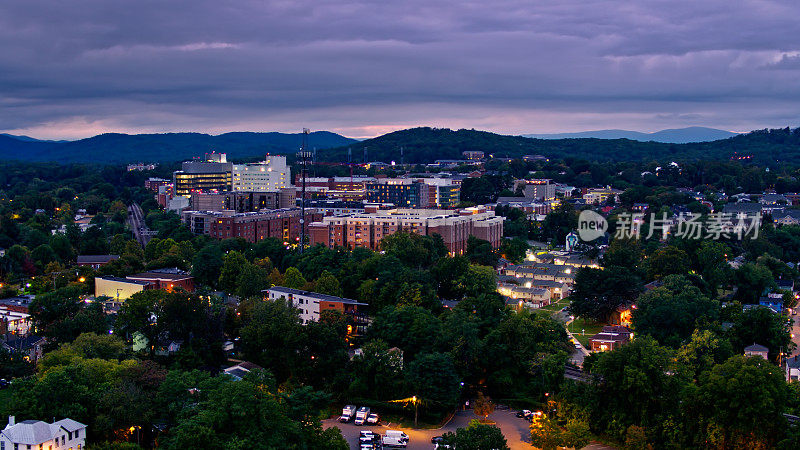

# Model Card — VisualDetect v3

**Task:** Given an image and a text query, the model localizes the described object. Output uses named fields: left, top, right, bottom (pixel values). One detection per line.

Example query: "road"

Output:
left=127, top=203, right=154, bottom=247
left=554, top=309, right=590, bottom=367
left=325, top=408, right=615, bottom=450
left=789, top=312, right=800, bottom=357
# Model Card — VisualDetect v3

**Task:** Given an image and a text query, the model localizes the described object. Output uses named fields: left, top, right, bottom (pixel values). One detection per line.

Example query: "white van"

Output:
left=382, top=430, right=409, bottom=447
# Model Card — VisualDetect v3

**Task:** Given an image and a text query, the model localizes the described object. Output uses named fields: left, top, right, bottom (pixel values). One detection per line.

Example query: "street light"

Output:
left=412, top=396, right=418, bottom=428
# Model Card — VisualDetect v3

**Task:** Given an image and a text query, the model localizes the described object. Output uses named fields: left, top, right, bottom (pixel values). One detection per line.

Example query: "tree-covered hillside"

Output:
left=0, top=131, right=356, bottom=163
left=319, top=126, right=800, bottom=165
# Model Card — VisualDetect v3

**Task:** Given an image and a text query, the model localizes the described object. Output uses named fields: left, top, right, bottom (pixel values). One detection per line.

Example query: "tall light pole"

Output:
left=412, top=396, right=418, bottom=428
left=297, top=128, right=311, bottom=254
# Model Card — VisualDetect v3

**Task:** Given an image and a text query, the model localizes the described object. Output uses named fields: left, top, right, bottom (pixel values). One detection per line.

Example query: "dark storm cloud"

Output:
left=1, top=0, right=799, bottom=138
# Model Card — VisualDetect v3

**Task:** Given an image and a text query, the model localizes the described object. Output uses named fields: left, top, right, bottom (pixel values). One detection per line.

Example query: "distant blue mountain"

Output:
left=0, top=131, right=356, bottom=163
left=523, top=126, right=738, bottom=144
left=0, top=133, right=69, bottom=143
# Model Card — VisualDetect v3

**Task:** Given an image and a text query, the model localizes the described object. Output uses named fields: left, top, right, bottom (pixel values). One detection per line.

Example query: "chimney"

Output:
left=8, top=416, right=14, bottom=426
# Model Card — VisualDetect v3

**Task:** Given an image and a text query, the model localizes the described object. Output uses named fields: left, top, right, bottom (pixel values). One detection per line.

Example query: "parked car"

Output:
left=366, top=413, right=380, bottom=425
left=0, top=379, right=8, bottom=389
left=431, top=436, right=445, bottom=443
left=516, top=409, right=532, bottom=418
left=360, top=430, right=380, bottom=443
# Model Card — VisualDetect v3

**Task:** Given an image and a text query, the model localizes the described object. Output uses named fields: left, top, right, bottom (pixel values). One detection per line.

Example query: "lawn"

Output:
left=567, top=316, right=605, bottom=347
left=538, top=298, right=570, bottom=313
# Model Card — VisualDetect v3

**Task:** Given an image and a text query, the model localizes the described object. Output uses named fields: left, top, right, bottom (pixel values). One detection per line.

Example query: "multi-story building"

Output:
left=309, top=206, right=503, bottom=254
left=265, top=286, right=369, bottom=334
left=232, top=155, right=290, bottom=191
left=173, top=153, right=233, bottom=196
left=294, top=176, right=377, bottom=200
left=513, top=179, right=556, bottom=201
left=0, top=307, right=31, bottom=336
left=182, top=208, right=323, bottom=243
left=582, top=187, right=623, bottom=204
left=77, top=254, right=120, bottom=269
left=1, top=416, right=86, bottom=450
left=366, top=178, right=426, bottom=207
left=462, top=150, right=485, bottom=160
left=419, top=178, right=460, bottom=208
left=128, top=163, right=157, bottom=171
left=191, top=188, right=296, bottom=212
left=145, top=177, right=170, bottom=191
left=366, top=178, right=460, bottom=208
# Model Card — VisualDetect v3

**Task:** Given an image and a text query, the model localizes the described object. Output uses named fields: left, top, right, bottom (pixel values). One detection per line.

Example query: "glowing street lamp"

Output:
left=412, top=396, right=418, bottom=428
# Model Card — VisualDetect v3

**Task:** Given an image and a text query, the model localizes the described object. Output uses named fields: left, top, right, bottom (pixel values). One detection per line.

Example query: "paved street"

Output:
left=790, top=313, right=800, bottom=357
left=324, top=408, right=615, bottom=449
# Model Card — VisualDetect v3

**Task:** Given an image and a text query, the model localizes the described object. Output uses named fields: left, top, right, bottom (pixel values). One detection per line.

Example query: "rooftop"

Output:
left=267, top=286, right=367, bottom=306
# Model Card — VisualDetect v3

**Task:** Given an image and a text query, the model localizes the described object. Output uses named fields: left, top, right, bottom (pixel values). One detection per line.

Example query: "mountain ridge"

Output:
left=0, top=131, right=356, bottom=163
left=523, top=126, right=738, bottom=143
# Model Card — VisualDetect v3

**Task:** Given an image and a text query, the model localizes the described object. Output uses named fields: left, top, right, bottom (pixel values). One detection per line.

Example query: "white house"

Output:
left=1, top=416, right=86, bottom=450
left=787, top=355, right=800, bottom=382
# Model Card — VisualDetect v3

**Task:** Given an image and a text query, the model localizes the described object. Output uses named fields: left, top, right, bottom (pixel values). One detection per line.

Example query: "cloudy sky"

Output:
left=1, top=0, right=799, bottom=139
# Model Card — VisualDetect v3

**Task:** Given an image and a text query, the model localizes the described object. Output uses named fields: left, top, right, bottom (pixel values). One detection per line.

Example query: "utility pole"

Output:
left=298, top=128, right=311, bottom=253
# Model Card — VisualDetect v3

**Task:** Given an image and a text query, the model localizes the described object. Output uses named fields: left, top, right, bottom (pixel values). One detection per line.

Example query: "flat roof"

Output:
left=127, top=272, right=193, bottom=281
left=267, top=286, right=367, bottom=306
left=96, top=276, right=152, bottom=286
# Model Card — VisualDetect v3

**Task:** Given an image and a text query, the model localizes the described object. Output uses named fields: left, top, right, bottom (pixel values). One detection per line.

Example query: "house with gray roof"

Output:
left=1, top=416, right=86, bottom=450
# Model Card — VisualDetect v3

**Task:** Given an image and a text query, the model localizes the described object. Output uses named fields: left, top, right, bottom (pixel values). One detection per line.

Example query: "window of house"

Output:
left=74, top=430, right=79, bottom=439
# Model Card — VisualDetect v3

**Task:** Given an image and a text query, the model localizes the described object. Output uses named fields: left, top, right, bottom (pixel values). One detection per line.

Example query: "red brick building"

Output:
left=309, top=206, right=503, bottom=254
left=183, top=208, right=323, bottom=244
left=126, top=271, right=195, bottom=292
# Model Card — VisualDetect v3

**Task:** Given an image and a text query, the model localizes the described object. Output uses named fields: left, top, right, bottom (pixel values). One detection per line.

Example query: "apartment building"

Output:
left=308, top=206, right=503, bottom=254
left=513, top=179, right=556, bottom=201
left=366, top=178, right=460, bottom=208
left=232, top=155, right=290, bottom=191
left=266, top=286, right=369, bottom=334
left=182, top=208, right=323, bottom=243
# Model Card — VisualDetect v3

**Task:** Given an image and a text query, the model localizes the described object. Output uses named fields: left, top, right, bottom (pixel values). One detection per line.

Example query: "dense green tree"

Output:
left=632, top=275, right=719, bottom=347
left=313, top=270, right=343, bottom=296
left=684, top=355, right=788, bottom=449
left=465, top=236, right=497, bottom=266
left=675, top=329, right=734, bottom=381
left=369, top=305, right=444, bottom=360
left=646, top=245, right=690, bottom=280
left=239, top=298, right=304, bottom=382
left=405, top=352, right=461, bottom=410
left=568, top=266, right=643, bottom=322
left=442, top=420, right=509, bottom=450
left=587, top=337, right=679, bottom=433
left=734, top=262, right=776, bottom=303
left=235, top=263, right=268, bottom=298
left=217, top=250, right=248, bottom=293
left=348, top=339, right=405, bottom=400
left=727, top=306, right=794, bottom=360
left=283, top=266, right=308, bottom=289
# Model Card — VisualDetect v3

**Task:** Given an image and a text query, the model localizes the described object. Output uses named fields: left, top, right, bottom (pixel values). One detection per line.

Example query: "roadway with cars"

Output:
left=325, top=408, right=616, bottom=449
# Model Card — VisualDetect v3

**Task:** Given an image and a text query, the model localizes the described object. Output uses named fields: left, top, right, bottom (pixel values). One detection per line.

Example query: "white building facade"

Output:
left=232, top=156, right=290, bottom=192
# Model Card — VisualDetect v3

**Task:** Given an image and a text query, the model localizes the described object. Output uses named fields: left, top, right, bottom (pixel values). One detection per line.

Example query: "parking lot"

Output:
left=325, top=408, right=545, bottom=449
left=325, top=407, right=618, bottom=449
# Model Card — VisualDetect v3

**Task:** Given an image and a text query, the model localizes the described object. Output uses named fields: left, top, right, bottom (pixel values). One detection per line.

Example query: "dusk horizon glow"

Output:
left=2, top=0, right=799, bottom=140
